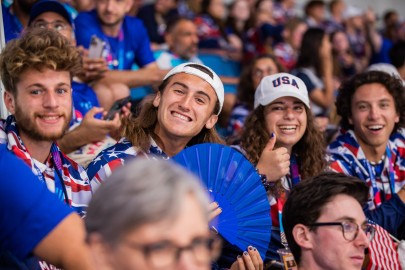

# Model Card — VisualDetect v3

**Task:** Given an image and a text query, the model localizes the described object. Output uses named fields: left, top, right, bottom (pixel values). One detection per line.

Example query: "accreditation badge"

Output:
left=277, top=248, right=297, bottom=270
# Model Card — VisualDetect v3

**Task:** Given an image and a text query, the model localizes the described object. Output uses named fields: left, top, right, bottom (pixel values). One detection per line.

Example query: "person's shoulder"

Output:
left=138, top=3, right=154, bottom=14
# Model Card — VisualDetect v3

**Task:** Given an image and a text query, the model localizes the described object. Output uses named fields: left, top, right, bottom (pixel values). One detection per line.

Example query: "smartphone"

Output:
left=88, top=35, right=105, bottom=59
left=104, top=96, right=132, bottom=120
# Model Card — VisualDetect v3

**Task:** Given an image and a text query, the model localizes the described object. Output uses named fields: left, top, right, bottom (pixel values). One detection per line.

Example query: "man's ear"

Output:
left=4, top=91, right=16, bottom=114
left=153, top=92, right=161, bottom=108
left=348, top=116, right=353, bottom=125
left=292, top=224, right=314, bottom=250
left=205, top=114, right=218, bottom=130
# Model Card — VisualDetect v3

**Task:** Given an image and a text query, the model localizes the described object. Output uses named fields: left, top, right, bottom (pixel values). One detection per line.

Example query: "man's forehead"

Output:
left=33, top=11, right=70, bottom=24
left=168, top=73, right=216, bottom=95
left=319, top=194, right=366, bottom=221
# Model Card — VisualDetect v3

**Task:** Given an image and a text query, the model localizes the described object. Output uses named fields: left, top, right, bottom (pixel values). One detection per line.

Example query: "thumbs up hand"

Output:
left=256, top=133, right=290, bottom=182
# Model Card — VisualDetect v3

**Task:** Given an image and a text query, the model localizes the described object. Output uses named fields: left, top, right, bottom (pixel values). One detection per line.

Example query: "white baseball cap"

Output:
left=254, top=73, right=310, bottom=109
left=163, top=62, right=224, bottom=114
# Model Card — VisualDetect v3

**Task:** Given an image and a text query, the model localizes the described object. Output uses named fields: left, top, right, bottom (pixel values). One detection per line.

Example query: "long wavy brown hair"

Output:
left=123, top=69, right=225, bottom=154
left=240, top=106, right=326, bottom=179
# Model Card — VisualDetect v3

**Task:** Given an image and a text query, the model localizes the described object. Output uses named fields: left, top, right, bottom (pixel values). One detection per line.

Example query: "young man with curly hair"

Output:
left=0, top=27, right=93, bottom=269
left=327, top=70, right=405, bottom=238
left=0, top=28, right=92, bottom=216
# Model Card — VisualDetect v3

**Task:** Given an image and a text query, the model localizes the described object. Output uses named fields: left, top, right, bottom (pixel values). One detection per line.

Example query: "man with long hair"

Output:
left=87, top=62, right=225, bottom=190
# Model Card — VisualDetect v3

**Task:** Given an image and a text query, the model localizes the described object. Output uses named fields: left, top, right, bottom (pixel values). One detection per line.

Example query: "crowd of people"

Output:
left=1, top=0, right=405, bottom=269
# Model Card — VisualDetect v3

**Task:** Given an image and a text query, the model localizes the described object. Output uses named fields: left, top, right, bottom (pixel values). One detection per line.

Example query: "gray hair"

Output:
left=85, top=158, right=210, bottom=245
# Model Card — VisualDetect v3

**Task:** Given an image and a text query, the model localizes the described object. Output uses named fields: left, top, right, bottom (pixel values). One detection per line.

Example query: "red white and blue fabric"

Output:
left=0, top=116, right=91, bottom=216
left=86, top=136, right=168, bottom=191
left=226, top=103, right=251, bottom=138
left=327, top=129, right=405, bottom=210
left=274, top=42, right=297, bottom=71
left=367, top=220, right=401, bottom=270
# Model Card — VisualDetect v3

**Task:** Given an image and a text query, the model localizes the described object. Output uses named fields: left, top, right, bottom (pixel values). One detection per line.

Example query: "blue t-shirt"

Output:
left=72, top=81, right=100, bottom=117
left=2, top=4, right=23, bottom=42
left=0, top=144, right=72, bottom=269
left=74, top=10, right=155, bottom=70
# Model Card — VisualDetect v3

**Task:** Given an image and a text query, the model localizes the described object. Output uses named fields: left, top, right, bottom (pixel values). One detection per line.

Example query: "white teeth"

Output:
left=368, top=125, right=383, bottom=130
left=41, top=116, right=59, bottom=120
left=173, top=112, right=190, bottom=121
left=280, top=125, right=296, bottom=130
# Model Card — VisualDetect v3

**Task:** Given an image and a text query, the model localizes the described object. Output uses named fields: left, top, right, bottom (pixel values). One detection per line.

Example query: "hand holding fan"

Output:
left=172, top=143, right=272, bottom=259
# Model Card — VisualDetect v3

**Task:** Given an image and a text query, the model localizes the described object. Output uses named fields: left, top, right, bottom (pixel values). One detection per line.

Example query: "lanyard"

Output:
left=279, top=155, right=300, bottom=247
left=106, top=28, right=125, bottom=70
left=365, top=145, right=396, bottom=207
left=50, top=144, right=69, bottom=205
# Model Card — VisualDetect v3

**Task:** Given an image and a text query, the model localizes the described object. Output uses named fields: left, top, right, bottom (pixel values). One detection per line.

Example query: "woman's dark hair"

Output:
left=296, top=27, right=326, bottom=77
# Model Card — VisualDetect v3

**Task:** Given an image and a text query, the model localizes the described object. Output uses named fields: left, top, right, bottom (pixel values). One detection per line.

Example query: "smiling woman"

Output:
left=233, top=72, right=326, bottom=262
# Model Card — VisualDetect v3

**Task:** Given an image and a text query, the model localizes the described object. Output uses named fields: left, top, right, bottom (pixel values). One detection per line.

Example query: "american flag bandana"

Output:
left=0, top=116, right=92, bottom=216
left=327, top=129, right=405, bottom=210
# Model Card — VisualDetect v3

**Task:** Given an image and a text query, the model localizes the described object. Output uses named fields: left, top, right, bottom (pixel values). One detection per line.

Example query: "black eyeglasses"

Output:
left=32, top=21, right=69, bottom=32
left=309, top=221, right=375, bottom=242
left=124, top=236, right=222, bottom=268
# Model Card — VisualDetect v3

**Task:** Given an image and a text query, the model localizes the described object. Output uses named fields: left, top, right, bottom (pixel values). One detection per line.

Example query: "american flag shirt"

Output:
left=0, top=116, right=91, bottom=216
left=86, top=136, right=168, bottom=191
left=327, top=129, right=405, bottom=210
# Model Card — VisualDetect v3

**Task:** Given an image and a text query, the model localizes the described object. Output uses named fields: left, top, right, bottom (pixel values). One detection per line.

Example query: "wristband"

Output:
left=256, top=168, right=274, bottom=191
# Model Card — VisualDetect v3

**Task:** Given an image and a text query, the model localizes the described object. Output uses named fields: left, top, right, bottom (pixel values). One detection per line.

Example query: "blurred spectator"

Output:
left=382, top=10, right=399, bottom=42
left=154, top=17, right=237, bottom=127
left=2, top=0, right=38, bottom=42
left=225, top=0, right=255, bottom=62
left=324, top=0, right=345, bottom=33
left=330, top=29, right=356, bottom=83
left=86, top=158, right=263, bottom=270
left=272, top=0, right=296, bottom=25
left=253, top=0, right=284, bottom=56
left=227, top=54, right=283, bottom=139
left=194, top=0, right=241, bottom=60
left=177, top=0, right=202, bottom=19
left=293, top=28, right=335, bottom=133
left=390, top=41, right=405, bottom=80
left=343, top=5, right=370, bottom=72
left=365, top=8, right=394, bottom=65
left=155, top=16, right=202, bottom=68
left=28, top=0, right=123, bottom=166
left=304, top=0, right=326, bottom=28
left=75, top=0, right=167, bottom=108
left=137, top=0, right=179, bottom=51
left=274, top=17, right=307, bottom=71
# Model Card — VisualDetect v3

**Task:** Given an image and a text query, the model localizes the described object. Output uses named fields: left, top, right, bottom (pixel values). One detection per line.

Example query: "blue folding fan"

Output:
left=172, top=143, right=272, bottom=259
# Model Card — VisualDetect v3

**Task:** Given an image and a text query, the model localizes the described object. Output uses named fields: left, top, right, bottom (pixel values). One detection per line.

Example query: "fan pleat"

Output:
left=172, top=143, right=272, bottom=259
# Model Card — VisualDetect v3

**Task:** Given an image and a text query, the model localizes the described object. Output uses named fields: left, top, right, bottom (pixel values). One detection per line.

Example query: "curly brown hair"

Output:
left=0, top=28, right=82, bottom=96
left=123, top=68, right=224, bottom=154
left=240, top=106, right=326, bottom=179
left=336, top=70, right=405, bottom=131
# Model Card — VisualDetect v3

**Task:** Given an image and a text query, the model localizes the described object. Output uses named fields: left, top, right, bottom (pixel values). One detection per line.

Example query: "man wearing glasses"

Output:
left=282, top=172, right=375, bottom=270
